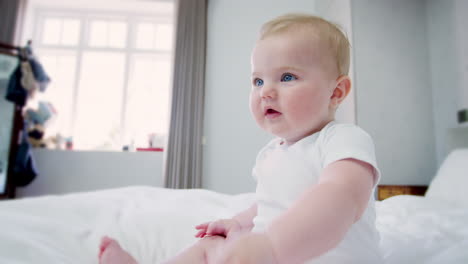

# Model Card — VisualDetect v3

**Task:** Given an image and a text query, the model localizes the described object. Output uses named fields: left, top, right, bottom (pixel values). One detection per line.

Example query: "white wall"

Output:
left=314, top=0, right=356, bottom=124
left=426, top=0, right=460, bottom=164
left=351, top=0, right=437, bottom=185
left=454, top=0, right=468, bottom=110
left=16, top=149, right=164, bottom=197
left=202, top=0, right=316, bottom=194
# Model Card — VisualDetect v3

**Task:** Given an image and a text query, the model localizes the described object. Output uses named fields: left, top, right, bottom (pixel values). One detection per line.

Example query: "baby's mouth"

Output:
left=264, top=108, right=282, bottom=118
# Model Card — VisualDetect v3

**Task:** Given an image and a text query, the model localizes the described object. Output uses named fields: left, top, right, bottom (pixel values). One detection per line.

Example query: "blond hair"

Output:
left=259, top=14, right=350, bottom=76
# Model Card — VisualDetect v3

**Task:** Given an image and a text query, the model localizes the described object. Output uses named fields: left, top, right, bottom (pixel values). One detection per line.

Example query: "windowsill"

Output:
left=136, top=147, right=164, bottom=152
left=31, top=148, right=164, bottom=154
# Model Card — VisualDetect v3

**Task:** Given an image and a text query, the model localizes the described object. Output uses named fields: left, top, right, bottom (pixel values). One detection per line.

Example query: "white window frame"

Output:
left=31, top=7, right=174, bottom=151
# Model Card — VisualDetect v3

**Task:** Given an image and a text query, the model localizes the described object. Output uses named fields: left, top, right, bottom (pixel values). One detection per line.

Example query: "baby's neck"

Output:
left=282, top=119, right=336, bottom=146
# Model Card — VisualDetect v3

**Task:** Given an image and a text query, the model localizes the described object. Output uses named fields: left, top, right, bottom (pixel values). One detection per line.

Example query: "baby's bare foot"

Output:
left=99, top=236, right=137, bottom=264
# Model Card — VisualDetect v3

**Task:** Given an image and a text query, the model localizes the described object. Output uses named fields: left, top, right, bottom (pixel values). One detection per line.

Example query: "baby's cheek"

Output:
left=249, top=95, right=261, bottom=117
left=290, top=100, right=323, bottom=124
left=287, top=99, right=309, bottom=116
left=248, top=92, right=256, bottom=109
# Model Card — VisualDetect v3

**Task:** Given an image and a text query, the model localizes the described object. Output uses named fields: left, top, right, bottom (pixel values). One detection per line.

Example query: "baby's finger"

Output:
left=205, top=223, right=215, bottom=234
left=195, top=230, right=206, bottom=238
left=195, top=222, right=210, bottom=230
left=206, top=222, right=223, bottom=235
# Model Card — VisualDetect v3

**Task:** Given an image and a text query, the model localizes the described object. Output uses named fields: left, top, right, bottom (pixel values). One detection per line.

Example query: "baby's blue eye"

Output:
left=254, top=78, right=264, bottom=87
left=281, top=73, right=297, bottom=82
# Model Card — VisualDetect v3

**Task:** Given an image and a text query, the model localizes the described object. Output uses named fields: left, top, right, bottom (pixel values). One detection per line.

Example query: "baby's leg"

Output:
left=163, top=235, right=226, bottom=264
left=98, top=235, right=227, bottom=264
left=99, top=236, right=137, bottom=264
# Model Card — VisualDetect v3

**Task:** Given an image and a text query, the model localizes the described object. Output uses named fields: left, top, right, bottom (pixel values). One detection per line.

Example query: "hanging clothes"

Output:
left=13, top=121, right=38, bottom=187
left=3, top=43, right=50, bottom=187
left=20, top=60, right=39, bottom=93
left=5, top=64, right=28, bottom=106
left=24, top=45, right=51, bottom=92
left=4, top=46, right=51, bottom=105
left=27, top=53, right=51, bottom=92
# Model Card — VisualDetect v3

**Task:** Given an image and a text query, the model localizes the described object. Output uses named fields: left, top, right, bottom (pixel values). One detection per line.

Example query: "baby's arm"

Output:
left=232, top=203, right=258, bottom=232
left=264, top=158, right=376, bottom=264
left=221, top=158, right=375, bottom=264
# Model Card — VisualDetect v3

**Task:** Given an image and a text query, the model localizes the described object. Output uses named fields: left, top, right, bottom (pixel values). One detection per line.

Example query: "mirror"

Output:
left=0, top=54, right=17, bottom=197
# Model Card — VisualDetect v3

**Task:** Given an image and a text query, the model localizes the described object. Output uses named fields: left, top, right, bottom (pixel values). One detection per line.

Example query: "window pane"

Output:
left=155, top=24, right=173, bottom=50
left=135, top=22, right=155, bottom=49
left=89, top=20, right=108, bottom=47
left=74, top=52, right=125, bottom=150
left=61, top=19, right=80, bottom=45
left=108, top=21, right=127, bottom=48
left=42, top=18, right=61, bottom=45
left=125, top=56, right=171, bottom=147
left=38, top=53, right=77, bottom=137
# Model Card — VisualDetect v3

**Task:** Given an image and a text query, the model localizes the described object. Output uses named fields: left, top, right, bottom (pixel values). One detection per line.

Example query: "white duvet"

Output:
left=0, top=186, right=467, bottom=264
left=375, top=195, right=468, bottom=264
left=0, top=187, right=254, bottom=264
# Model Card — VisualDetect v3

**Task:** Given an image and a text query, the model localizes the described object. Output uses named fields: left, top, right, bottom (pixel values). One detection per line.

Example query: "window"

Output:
left=32, top=5, right=174, bottom=151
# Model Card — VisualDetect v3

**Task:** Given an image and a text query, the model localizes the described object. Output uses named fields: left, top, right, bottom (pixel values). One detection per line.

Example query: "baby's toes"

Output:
left=99, top=236, right=117, bottom=258
left=99, top=238, right=137, bottom=264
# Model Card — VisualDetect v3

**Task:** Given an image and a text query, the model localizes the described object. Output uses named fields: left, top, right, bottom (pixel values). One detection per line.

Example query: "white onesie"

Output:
left=252, top=121, right=383, bottom=263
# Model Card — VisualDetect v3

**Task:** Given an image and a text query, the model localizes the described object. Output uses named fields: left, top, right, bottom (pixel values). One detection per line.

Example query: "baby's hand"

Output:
left=194, top=219, right=242, bottom=238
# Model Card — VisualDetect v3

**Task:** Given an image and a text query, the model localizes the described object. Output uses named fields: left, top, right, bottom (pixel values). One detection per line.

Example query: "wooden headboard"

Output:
left=446, top=126, right=468, bottom=153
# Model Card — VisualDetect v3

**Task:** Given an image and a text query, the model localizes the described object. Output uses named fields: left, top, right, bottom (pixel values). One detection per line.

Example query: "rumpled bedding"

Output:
left=0, top=187, right=467, bottom=264
left=0, top=187, right=255, bottom=263
left=375, top=195, right=468, bottom=264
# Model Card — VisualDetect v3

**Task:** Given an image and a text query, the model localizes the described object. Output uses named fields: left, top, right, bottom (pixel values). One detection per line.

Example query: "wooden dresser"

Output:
left=377, top=185, right=428, bottom=201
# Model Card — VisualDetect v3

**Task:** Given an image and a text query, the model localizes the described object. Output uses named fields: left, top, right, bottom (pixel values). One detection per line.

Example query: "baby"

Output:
left=99, top=13, right=383, bottom=263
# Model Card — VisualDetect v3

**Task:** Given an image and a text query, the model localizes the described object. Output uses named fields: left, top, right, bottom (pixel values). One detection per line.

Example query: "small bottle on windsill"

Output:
left=65, top=137, right=73, bottom=150
left=122, top=140, right=136, bottom=152
left=129, top=140, right=136, bottom=152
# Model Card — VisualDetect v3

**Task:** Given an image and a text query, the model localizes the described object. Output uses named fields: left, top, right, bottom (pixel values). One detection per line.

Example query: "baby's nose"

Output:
left=260, top=84, right=277, bottom=99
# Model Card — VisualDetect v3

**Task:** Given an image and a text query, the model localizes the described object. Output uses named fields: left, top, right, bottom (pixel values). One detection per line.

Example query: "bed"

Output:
left=0, top=148, right=467, bottom=264
left=377, top=147, right=468, bottom=264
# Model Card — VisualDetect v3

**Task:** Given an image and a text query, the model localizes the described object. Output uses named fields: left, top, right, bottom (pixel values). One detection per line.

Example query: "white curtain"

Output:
left=164, top=0, right=207, bottom=189
left=0, top=0, right=27, bottom=44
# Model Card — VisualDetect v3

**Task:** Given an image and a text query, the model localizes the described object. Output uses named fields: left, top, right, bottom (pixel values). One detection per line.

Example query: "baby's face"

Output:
left=250, top=31, right=338, bottom=144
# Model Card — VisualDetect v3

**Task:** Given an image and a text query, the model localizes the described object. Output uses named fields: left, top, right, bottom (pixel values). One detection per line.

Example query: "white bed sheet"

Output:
left=0, top=186, right=467, bottom=264
left=376, top=195, right=468, bottom=264
left=0, top=187, right=254, bottom=264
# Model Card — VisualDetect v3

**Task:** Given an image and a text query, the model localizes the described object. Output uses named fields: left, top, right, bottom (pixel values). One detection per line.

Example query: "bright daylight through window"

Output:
left=29, top=0, right=174, bottom=151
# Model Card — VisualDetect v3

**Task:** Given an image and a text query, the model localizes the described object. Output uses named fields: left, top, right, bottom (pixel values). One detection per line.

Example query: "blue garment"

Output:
left=28, top=57, right=50, bottom=92
left=13, top=121, right=38, bottom=187
left=5, top=64, right=27, bottom=106
left=4, top=46, right=51, bottom=105
left=24, top=46, right=51, bottom=92
left=26, top=101, right=54, bottom=125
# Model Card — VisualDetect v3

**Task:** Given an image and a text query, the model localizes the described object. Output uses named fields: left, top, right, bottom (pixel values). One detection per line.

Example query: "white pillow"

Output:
left=425, top=148, right=468, bottom=204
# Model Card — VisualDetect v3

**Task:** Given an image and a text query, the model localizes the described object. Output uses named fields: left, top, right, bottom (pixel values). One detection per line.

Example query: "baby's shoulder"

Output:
left=317, top=122, right=372, bottom=145
left=254, top=138, right=282, bottom=162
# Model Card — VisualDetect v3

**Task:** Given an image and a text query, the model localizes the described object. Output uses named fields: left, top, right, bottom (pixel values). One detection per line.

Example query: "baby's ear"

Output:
left=330, top=75, right=351, bottom=109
